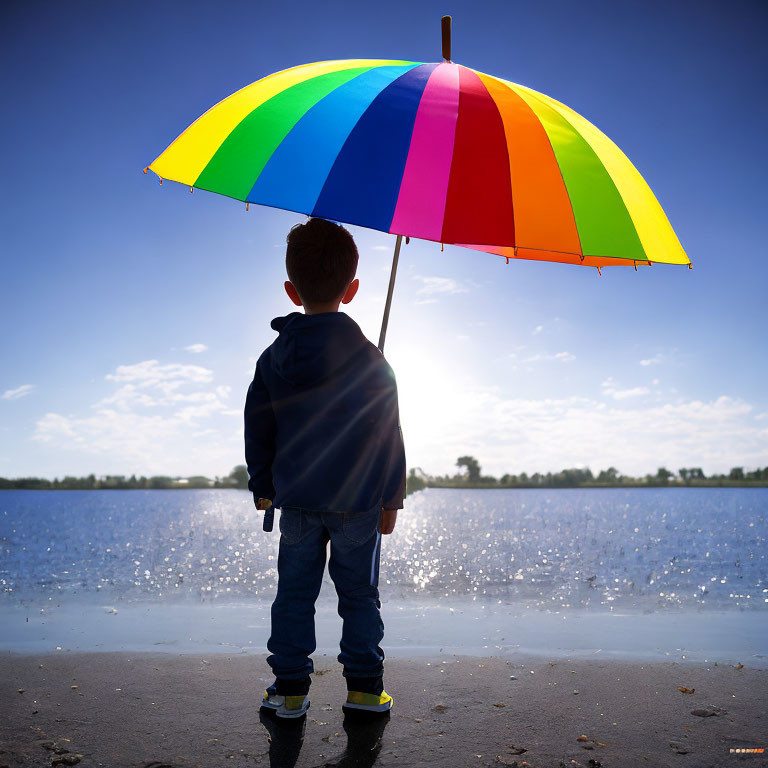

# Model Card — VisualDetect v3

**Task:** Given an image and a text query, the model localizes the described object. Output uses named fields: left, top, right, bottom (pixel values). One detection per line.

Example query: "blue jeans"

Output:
left=266, top=505, right=385, bottom=681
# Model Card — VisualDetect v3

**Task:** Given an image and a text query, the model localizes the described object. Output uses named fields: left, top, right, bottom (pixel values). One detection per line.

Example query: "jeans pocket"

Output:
left=342, top=508, right=380, bottom=545
left=279, top=507, right=303, bottom=544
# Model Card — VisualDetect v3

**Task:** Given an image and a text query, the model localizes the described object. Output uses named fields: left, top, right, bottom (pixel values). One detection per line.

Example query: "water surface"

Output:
left=2, top=487, right=765, bottom=610
left=2, top=488, right=766, bottom=664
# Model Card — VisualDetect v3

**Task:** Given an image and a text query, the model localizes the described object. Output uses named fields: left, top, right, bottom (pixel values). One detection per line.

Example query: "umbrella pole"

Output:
left=377, top=234, right=403, bottom=354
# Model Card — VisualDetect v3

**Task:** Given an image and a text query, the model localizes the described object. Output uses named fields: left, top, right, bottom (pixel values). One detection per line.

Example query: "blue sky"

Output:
left=1, top=0, right=766, bottom=480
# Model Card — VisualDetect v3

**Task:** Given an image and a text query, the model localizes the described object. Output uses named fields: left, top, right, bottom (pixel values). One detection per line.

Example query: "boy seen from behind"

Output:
left=244, top=217, right=406, bottom=719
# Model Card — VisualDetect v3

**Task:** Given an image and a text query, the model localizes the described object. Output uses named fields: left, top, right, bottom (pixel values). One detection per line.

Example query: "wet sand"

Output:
left=4, top=600, right=767, bottom=668
left=1, top=651, right=765, bottom=768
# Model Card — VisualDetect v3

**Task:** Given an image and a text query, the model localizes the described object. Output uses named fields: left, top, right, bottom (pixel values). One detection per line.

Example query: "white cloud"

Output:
left=2, top=384, right=35, bottom=400
left=32, top=360, right=237, bottom=475
left=400, top=377, right=767, bottom=477
left=184, top=343, right=208, bottom=354
left=412, top=275, right=469, bottom=297
left=33, top=406, right=234, bottom=473
left=640, top=354, right=663, bottom=366
left=107, top=359, right=212, bottom=384
left=610, top=386, right=650, bottom=400
left=388, top=343, right=766, bottom=479
left=532, top=325, right=544, bottom=335
left=371, top=245, right=390, bottom=251
left=602, top=377, right=651, bottom=400
left=523, top=351, right=575, bottom=363
left=105, top=360, right=213, bottom=398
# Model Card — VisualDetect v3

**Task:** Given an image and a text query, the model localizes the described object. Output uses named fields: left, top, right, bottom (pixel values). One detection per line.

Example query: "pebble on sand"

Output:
left=691, top=707, right=727, bottom=717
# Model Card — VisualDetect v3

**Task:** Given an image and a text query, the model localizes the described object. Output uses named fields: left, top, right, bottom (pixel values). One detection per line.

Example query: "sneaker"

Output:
left=342, top=689, right=393, bottom=713
left=261, top=679, right=311, bottom=718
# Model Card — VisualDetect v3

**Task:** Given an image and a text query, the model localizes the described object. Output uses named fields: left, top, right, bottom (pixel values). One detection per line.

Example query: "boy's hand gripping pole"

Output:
left=256, top=498, right=275, bottom=532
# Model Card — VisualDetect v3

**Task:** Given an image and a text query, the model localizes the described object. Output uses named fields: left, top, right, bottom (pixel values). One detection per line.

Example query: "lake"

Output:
left=2, top=487, right=766, bottom=664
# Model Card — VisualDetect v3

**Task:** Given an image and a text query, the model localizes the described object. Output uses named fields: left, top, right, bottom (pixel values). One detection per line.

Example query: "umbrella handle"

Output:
left=442, top=15, right=452, bottom=62
left=377, top=234, right=403, bottom=354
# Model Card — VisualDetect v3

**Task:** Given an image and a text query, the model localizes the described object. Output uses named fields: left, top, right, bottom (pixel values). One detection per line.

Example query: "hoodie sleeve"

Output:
left=244, top=355, right=276, bottom=503
left=381, top=367, right=407, bottom=511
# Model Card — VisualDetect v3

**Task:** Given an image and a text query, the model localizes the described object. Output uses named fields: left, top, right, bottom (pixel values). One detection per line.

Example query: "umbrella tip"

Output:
left=441, top=15, right=451, bottom=61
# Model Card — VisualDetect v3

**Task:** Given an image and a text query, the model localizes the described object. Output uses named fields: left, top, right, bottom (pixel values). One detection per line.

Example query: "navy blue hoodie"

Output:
left=244, top=311, right=406, bottom=513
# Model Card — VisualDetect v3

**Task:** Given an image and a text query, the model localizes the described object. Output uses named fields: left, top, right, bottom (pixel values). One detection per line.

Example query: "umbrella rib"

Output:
left=503, top=244, right=646, bottom=261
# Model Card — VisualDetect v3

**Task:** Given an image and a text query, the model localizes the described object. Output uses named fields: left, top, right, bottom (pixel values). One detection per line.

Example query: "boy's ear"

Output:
left=340, top=278, right=359, bottom=305
left=284, top=281, right=304, bottom=307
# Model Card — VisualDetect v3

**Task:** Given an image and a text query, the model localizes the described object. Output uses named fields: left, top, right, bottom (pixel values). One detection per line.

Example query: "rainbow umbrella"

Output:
left=146, top=17, right=689, bottom=351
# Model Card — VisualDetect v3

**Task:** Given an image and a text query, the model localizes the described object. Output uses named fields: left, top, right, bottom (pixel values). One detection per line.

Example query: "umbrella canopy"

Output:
left=146, top=59, right=689, bottom=270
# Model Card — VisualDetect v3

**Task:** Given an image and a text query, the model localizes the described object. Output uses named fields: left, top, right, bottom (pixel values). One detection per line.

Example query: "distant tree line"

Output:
left=405, top=457, right=768, bottom=494
left=3, top=460, right=766, bottom=492
left=0, top=465, right=250, bottom=491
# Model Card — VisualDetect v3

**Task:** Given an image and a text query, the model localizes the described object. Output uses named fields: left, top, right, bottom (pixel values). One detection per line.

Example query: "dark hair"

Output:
left=285, top=218, right=359, bottom=306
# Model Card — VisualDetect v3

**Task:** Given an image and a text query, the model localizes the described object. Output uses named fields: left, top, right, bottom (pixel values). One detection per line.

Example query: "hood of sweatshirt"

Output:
left=268, top=311, right=371, bottom=385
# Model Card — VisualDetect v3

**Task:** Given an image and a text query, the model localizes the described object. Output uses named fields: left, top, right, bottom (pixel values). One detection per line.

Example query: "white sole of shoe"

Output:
left=342, top=700, right=393, bottom=713
left=275, top=698, right=310, bottom=719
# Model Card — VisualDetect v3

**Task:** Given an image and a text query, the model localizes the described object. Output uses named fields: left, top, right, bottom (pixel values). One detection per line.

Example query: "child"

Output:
left=244, top=217, right=406, bottom=719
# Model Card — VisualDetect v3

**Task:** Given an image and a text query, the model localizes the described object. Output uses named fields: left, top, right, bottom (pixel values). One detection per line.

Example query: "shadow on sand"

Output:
left=259, top=707, right=391, bottom=768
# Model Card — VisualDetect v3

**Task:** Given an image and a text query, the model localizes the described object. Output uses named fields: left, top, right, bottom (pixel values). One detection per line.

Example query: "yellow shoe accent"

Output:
left=285, top=694, right=308, bottom=710
left=344, top=689, right=393, bottom=712
left=274, top=694, right=310, bottom=719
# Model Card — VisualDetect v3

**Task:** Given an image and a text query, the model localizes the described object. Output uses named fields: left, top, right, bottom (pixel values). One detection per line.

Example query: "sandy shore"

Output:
left=1, top=652, right=765, bottom=768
